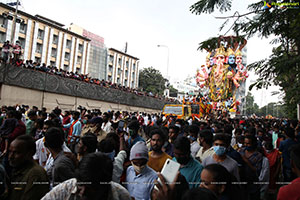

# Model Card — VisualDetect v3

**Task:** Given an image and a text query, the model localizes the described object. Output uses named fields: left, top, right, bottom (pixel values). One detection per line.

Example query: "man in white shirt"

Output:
left=196, top=129, right=214, bottom=163
left=187, top=125, right=200, bottom=158
left=33, top=120, right=55, bottom=167
left=101, top=112, right=112, bottom=133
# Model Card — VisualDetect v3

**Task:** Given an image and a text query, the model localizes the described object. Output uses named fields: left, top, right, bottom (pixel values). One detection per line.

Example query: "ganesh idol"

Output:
left=235, top=49, right=249, bottom=81
left=226, top=48, right=242, bottom=88
left=196, top=65, right=209, bottom=88
left=234, top=49, right=248, bottom=111
left=205, top=52, right=213, bottom=75
left=208, top=46, right=233, bottom=102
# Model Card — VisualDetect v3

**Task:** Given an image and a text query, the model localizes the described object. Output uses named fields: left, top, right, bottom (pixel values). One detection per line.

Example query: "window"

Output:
left=125, top=70, right=128, bottom=77
left=77, top=56, right=81, bottom=64
left=19, top=23, right=26, bottom=34
left=52, top=34, right=58, bottom=44
left=108, top=66, right=113, bottom=73
left=126, top=61, right=129, bottom=68
left=50, top=61, right=55, bottom=67
left=0, top=16, right=6, bottom=28
left=51, top=48, right=57, bottom=57
left=163, top=106, right=183, bottom=115
left=118, top=69, right=122, bottom=75
left=78, top=44, right=83, bottom=53
left=0, top=32, right=6, bottom=43
left=36, top=43, right=42, bottom=53
left=184, top=107, right=188, bottom=116
left=64, top=52, right=70, bottom=61
left=63, top=64, right=69, bottom=70
left=117, top=78, right=120, bottom=84
left=118, top=57, right=122, bottom=66
left=109, top=55, right=114, bottom=63
left=35, top=56, right=41, bottom=63
left=18, top=37, right=25, bottom=49
left=191, top=104, right=200, bottom=114
left=124, top=80, right=128, bottom=86
left=108, top=76, right=112, bottom=81
left=37, top=29, right=44, bottom=39
left=66, top=39, right=71, bottom=49
left=133, top=63, right=136, bottom=71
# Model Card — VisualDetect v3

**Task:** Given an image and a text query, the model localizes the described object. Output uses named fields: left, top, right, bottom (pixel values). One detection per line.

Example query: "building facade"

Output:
left=0, top=3, right=90, bottom=74
left=108, top=48, right=139, bottom=89
left=67, top=24, right=107, bottom=80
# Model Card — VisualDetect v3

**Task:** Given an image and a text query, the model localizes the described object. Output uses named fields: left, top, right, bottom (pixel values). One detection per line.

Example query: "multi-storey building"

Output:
left=0, top=3, right=90, bottom=74
left=67, top=24, right=107, bottom=80
left=107, top=48, right=139, bottom=89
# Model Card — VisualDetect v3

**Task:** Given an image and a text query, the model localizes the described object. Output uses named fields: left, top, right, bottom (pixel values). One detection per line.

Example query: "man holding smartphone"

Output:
left=125, top=141, right=158, bottom=200
left=148, top=129, right=172, bottom=172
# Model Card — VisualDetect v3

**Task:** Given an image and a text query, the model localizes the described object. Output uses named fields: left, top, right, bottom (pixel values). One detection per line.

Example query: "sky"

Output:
left=11, top=0, right=281, bottom=107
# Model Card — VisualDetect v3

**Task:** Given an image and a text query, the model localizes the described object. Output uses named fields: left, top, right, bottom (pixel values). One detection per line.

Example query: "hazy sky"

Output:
left=14, top=0, right=281, bottom=107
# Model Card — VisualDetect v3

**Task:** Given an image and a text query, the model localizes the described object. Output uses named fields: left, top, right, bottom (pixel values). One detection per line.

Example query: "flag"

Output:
left=7, top=2, right=21, bottom=6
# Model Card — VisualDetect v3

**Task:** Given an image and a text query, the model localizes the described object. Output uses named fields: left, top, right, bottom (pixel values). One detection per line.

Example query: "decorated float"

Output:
left=195, top=36, right=249, bottom=116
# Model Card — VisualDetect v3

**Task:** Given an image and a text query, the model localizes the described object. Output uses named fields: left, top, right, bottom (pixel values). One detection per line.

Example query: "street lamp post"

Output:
left=11, top=0, right=20, bottom=44
left=157, top=45, right=169, bottom=80
left=157, top=45, right=170, bottom=98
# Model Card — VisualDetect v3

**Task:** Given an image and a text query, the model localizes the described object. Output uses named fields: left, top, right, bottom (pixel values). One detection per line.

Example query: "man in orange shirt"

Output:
left=148, top=128, right=171, bottom=172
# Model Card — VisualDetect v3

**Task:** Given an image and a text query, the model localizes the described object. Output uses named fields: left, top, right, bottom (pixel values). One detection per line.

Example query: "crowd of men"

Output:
left=0, top=104, right=299, bottom=200
left=0, top=43, right=178, bottom=103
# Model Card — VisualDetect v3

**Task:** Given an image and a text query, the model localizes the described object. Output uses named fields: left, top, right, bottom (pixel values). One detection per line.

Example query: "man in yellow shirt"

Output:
left=148, top=128, right=171, bottom=172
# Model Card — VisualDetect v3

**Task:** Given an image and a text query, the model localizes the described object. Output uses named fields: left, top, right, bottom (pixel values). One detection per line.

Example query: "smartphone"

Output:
left=159, top=158, right=180, bottom=184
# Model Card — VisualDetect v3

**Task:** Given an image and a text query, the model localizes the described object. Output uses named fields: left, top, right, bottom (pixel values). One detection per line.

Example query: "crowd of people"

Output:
left=0, top=43, right=178, bottom=103
left=0, top=104, right=299, bottom=200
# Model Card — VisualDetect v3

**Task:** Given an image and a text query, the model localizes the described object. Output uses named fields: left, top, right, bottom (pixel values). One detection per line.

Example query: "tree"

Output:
left=245, top=92, right=261, bottom=116
left=190, top=0, right=300, bottom=119
left=245, top=92, right=260, bottom=116
left=138, top=67, right=167, bottom=95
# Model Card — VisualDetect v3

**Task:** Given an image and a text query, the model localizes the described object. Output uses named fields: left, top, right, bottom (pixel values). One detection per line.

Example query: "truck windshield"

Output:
left=163, top=106, right=182, bottom=115
left=191, top=104, right=199, bottom=114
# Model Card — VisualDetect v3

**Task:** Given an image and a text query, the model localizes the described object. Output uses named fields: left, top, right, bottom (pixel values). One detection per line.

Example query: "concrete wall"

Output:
left=0, top=85, right=160, bottom=113
left=0, top=64, right=169, bottom=113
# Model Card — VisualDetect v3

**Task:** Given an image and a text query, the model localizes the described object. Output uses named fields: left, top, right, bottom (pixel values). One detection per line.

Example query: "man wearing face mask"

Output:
left=202, top=134, right=240, bottom=182
left=80, top=114, right=92, bottom=136
left=173, top=136, right=203, bottom=188
left=187, top=125, right=201, bottom=158
left=125, top=141, right=157, bottom=200
left=85, top=117, right=106, bottom=142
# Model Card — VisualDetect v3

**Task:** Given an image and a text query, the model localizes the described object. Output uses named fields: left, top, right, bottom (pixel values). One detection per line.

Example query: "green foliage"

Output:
left=138, top=67, right=166, bottom=95
left=190, top=0, right=300, bottom=119
left=197, top=35, right=247, bottom=52
left=245, top=92, right=285, bottom=118
left=190, top=0, right=232, bottom=15
left=197, top=37, right=219, bottom=52
left=245, top=92, right=260, bottom=116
